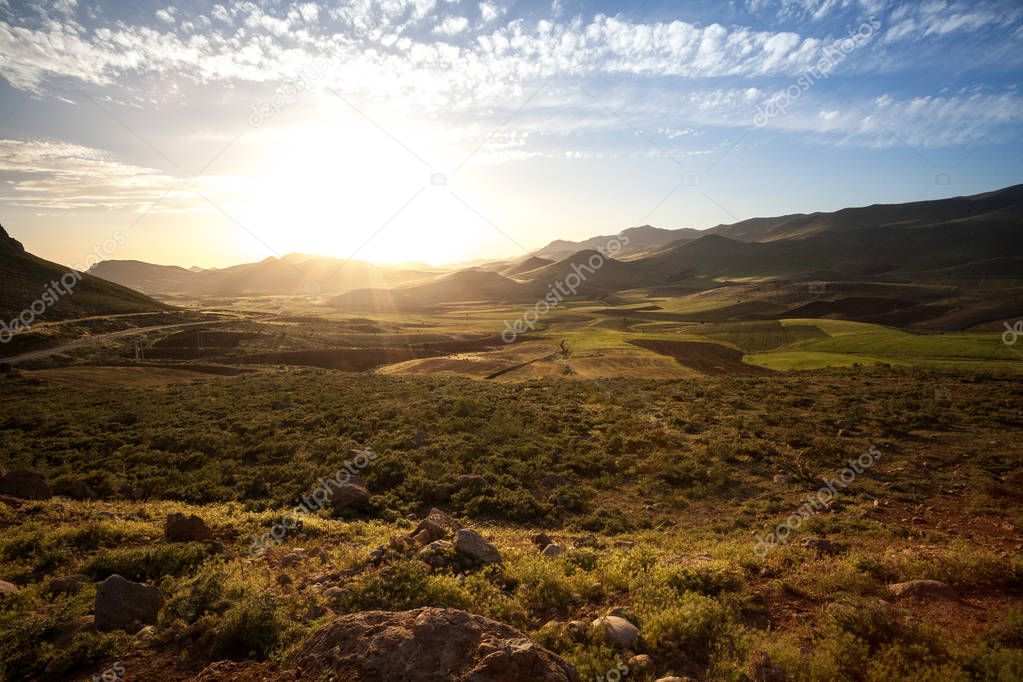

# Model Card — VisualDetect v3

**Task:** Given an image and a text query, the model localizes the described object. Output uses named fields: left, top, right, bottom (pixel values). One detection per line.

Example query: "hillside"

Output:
left=89, top=254, right=436, bottom=297
left=330, top=268, right=531, bottom=312
left=0, top=224, right=171, bottom=323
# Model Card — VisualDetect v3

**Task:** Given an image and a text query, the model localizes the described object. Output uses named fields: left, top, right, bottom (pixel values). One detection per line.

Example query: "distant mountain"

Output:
left=90, top=254, right=436, bottom=297
left=536, top=184, right=1023, bottom=255
left=0, top=224, right=170, bottom=323
left=519, top=250, right=656, bottom=293
left=501, top=256, right=554, bottom=277
left=535, top=225, right=704, bottom=260
left=330, top=269, right=530, bottom=312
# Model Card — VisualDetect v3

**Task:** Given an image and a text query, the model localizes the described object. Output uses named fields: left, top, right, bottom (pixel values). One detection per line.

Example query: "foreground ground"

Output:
left=1, top=366, right=1022, bottom=681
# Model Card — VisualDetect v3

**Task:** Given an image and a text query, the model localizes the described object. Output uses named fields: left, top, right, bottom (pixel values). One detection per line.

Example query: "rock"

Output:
left=541, top=544, right=565, bottom=558
left=613, top=540, right=636, bottom=549
left=295, top=607, right=580, bottom=681
left=454, top=474, right=488, bottom=492
left=53, top=479, right=98, bottom=500
left=628, top=654, right=654, bottom=674
left=94, top=511, right=118, bottom=521
left=95, top=574, right=163, bottom=632
left=606, top=606, right=634, bottom=620
left=48, top=574, right=89, bottom=595
left=0, top=580, right=19, bottom=598
left=281, top=552, right=303, bottom=567
left=773, top=474, right=789, bottom=484
left=324, top=587, right=346, bottom=604
left=566, top=620, right=588, bottom=642
left=330, top=483, right=371, bottom=512
left=418, top=540, right=454, bottom=569
left=454, top=529, right=502, bottom=565
left=799, top=537, right=847, bottom=556
left=531, top=532, right=553, bottom=549
left=591, top=615, right=639, bottom=649
left=413, top=508, right=463, bottom=542
left=165, top=513, right=213, bottom=542
left=0, top=469, right=51, bottom=499
left=135, top=624, right=158, bottom=642
left=887, top=580, right=957, bottom=601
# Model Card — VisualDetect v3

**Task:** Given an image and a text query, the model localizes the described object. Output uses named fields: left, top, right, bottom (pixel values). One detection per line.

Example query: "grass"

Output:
left=1, top=365, right=1023, bottom=680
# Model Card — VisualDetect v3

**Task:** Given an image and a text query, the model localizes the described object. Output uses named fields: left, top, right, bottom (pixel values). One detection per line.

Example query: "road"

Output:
left=0, top=320, right=226, bottom=365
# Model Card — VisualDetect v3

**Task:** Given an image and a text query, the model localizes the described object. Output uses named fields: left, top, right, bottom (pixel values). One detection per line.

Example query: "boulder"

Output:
left=531, top=532, right=553, bottom=549
left=295, top=607, right=580, bottom=681
left=53, top=479, right=98, bottom=500
left=455, top=529, right=502, bottom=565
left=541, top=544, right=565, bottom=559
left=799, top=537, right=847, bottom=556
left=591, top=615, right=639, bottom=649
left=48, top=574, right=89, bottom=595
left=330, top=483, right=371, bottom=512
left=413, top=508, right=463, bottom=542
left=887, top=579, right=957, bottom=601
left=95, top=574, right=163, bottom=632
left=0, top=469, right=51, bottom=499
left=165, top=513, right=214, bottom=542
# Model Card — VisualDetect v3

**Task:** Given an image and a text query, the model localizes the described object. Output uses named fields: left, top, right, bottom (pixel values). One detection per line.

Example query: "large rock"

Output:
left=591, top=615, right=639, bottom=649
left=53, top=478, right=97, bottom=500
left=165, top=513, right=214, bottom=542
left=887, top=579, right=957, bottom=601
left=455, top=529, right=502, bottom=565
left=0, top=580, right=19, bottom=599
left=412, top=508, right=463, bottom=544
left=295, top=607, right=579, bottom=681
left=95, top=574, right=163, bottom=632
left=330, top=482, right=371, bottom=512
left=0, top=469, right=51, bottom=499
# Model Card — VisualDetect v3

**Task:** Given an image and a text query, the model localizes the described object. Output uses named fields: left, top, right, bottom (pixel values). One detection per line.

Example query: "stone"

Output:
left=531, top=532, right=553, bottom=549
left=95, top=574, right=163, bottom=632
left=887, top=580, right=957, bottom=601
left=324, top=587, right=346, bottom=604
left=48, top=574, right=89, bottom=595
left=454, top=529, right=502, bottom=564
left=0, top=469, right=51, bottom=500
left=799, top=537, right=847, bottom=556
left=613, top=540, right=636, bottom=549
left=295, top=607, right=580, bottom=681
left=330, top=483, right=371, bottom=511
left=413, top=508, right=462, bottom=542
left=573, top=535, right=598, bottom=548
left=628, top=654, right=654, bottom=674
left=541, top=544, right=566, bottom=558
left=53, top=479, right=98, bottom=500
left=591, top=615, right=639, bottom=649
left=164, top=513, right=214, bottom=542
left=281, top=552, right=303, bottom=567
left=0, top=580, right=19, bottom=598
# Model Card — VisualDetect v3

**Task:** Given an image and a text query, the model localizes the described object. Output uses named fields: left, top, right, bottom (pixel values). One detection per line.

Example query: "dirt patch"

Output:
left=629, top=339, right=773, bottom=375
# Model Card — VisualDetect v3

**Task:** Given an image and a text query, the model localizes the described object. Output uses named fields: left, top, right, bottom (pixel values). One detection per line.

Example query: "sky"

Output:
left=0, top=0, right=1021, bottom=268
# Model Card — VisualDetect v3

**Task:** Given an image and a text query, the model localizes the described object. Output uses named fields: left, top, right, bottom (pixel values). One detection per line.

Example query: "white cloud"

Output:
left=479, top=1, right=504, bottom=24
left=435, top=16, right=470, bottom=36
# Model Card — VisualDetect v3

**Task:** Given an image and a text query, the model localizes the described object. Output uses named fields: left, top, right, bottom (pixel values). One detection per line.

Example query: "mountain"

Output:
left=330, top=269, right=530, bottom=312
left=535, top=225, right=704, bottom=260
left=500, top=256, right=554, bottom=277
left=536, top=185, right=1023, bottom=258
left=518, top=250, right=656, bottom=293
left=89, top=254, right=436, bottom=297
left=0, top=224, right=170, bottom=324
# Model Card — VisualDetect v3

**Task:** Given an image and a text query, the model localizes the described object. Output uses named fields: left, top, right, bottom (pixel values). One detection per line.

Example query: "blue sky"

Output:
left=1, top=0, right=1021, bottom=267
